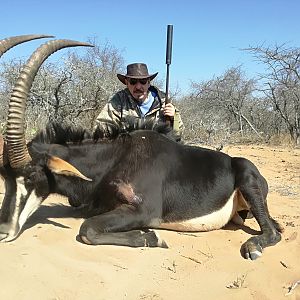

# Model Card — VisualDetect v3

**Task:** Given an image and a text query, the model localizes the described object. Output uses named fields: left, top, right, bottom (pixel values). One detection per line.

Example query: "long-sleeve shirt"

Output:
left=95, top=85, right=184, bottom=140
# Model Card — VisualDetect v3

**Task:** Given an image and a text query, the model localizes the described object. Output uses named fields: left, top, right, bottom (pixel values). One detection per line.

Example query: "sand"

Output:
left=0, top=144, right=299, bottom=300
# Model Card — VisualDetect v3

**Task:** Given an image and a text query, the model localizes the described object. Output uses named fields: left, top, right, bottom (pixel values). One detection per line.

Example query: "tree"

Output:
left=0, top=38, right=125, bottom=134
left=245, top=44, right=300, bottom=145
left=179, top=66, right=261, bottom=144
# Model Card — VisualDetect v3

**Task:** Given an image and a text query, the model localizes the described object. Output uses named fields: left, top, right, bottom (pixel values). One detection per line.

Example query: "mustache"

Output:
left=133, top=88, right=145, bottom=93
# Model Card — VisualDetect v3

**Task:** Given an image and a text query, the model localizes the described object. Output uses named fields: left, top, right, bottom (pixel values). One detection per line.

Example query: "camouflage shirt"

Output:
left=95, top=85, right=184, bottom=140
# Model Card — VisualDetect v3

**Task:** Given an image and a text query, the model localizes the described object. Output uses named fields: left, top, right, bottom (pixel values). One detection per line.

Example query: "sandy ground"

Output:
left=0, top=144, right=299, bottom=300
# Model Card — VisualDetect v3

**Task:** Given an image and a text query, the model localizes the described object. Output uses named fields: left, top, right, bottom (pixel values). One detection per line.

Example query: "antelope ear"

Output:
left=47, top=156, right=92, bottom=181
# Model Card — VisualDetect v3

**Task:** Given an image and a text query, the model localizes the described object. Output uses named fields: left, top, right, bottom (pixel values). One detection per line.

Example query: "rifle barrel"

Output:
left=165, top=24, right=173, bottom=105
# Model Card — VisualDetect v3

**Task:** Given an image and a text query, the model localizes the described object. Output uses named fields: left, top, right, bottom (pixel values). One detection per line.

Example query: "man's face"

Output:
left=125, top=78, right=150, bottom=103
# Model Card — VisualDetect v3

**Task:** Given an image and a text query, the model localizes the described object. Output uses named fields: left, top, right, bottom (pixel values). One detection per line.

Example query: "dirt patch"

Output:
left=0, top=145, right=299, bottom=300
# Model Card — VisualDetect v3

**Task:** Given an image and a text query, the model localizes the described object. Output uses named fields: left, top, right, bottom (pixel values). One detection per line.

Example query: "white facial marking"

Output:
left=3, top=177, right=42, bottom=242
left=6, top=177, right=26, bottom=236
left=18, top=190, right=42, bottom=230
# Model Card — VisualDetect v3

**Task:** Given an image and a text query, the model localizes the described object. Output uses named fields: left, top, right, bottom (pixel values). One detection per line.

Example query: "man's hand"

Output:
left=163, top=103, right=175, bottom=118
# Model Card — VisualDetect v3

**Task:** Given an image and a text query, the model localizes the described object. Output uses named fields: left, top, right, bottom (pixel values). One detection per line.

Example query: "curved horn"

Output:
left=6, top=39, right=94, bottom=169
left=0, top=35, right=54, bottom=168
left=0, top=34, right=54, bottom=58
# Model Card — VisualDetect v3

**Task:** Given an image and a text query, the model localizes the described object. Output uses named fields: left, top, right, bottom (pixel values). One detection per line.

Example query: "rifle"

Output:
left=165, top=24, right=173, bottom=126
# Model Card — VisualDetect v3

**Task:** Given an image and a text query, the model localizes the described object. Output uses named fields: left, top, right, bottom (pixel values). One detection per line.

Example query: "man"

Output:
left=94, top=63, right=184, bottom=140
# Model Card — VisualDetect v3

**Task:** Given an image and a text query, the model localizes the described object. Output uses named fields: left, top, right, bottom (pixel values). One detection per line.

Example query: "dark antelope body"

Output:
left=0, top=35, right=282, bottom=260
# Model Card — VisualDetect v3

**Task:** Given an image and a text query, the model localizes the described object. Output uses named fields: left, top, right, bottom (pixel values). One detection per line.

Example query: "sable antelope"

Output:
left=0, top=35, right=282, bottom=260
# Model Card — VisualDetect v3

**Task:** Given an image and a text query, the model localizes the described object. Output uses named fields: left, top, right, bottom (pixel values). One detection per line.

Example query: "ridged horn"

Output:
left=0, top=34, right=54, bottom=58
left=0, top=35, right=54, bottom=167
left=6, top=39, right=94, bottom=169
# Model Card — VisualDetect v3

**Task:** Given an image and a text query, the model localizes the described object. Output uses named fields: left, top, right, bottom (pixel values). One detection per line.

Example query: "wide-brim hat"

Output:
left=117, top=63, right=158, bottom=85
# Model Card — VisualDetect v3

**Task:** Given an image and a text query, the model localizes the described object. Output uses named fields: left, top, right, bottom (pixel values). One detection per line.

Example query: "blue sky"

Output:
left=1, top=0, right=300, bottom=94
